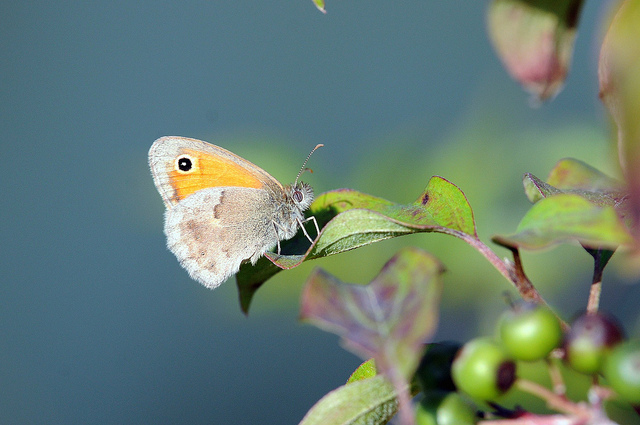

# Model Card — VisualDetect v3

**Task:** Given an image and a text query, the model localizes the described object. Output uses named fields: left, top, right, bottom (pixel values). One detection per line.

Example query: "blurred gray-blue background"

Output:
left=3, top=1, right=638, bottom=424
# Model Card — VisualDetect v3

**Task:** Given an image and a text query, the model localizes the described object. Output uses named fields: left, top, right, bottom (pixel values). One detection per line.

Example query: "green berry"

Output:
left=499, top=302, right=562, bottom=362
left=416, top=341, right=462, bottom=392
left=452, top=337, right=516, bottom=401
left=415, top=392, right=477, bottom=425
left=563, top=312, right=624, bottom=375
left=603, top=340, right=640, bottom=404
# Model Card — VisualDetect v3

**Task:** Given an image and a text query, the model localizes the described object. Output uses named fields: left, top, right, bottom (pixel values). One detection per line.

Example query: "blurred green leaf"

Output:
left=523, top=172, right=626, bottom=208
left=487, top=0, right=584, bottom=101
left=237, top=176, right=474, bottom=313
left=311, top=0, right=326, bottom=14
left=599, top=0, right=640, bottom=239
left=523, top=173, right=563, bottom=203
left=347, top=359, right=378, bottom=384
left=300, top=247, right=443, bottom=384
left=546, top=158, right=624, bottom=192
left=522, top=159, right=630, bottom=233
left=522, top=162, right=626, bottom=275
left=493, top=194, right=633, bottom=250
left=299, top=376, right=398, bottom=425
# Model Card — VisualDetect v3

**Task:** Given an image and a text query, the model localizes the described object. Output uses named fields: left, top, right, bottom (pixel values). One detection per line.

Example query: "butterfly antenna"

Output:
left=295, top=144, right=324, bottom=185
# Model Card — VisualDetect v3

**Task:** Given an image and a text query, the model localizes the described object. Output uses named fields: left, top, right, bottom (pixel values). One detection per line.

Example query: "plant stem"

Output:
left=515, top=379, right=591, bottom=419
left=509, top=247, right=543, bottom=303
left=478, top=415, right=584, bottom=424
left=585, top=248, right=615, bottom=314
left=546, top=356, right=567, bottom=396
left=449, top=230, right=545, bottom=303
left=587, top=258, right=604, bottom=314
left=390, top=373, right=414, bottom=425
left=447, top=230, right=571, bottom=329
left=587, top=280, right=601, bottom=314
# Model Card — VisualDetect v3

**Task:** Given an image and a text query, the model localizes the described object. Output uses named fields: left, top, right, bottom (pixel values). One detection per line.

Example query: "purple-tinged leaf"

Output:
left=300, top=247, right=443, bottom=425
left=487, top=0, right=584, bottom=102
left=300, top=247, right=443, bottom=385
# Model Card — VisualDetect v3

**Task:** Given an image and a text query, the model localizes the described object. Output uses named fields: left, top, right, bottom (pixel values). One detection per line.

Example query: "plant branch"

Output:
left=447, top=230, right=547, bottom=305
left=508, top=247, right=542, bottom=303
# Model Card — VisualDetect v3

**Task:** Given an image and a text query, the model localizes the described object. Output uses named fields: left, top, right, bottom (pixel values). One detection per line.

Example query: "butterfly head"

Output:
left=286, top=182, right=314, bottom=212
left=287, top=143, right=323, bottom=212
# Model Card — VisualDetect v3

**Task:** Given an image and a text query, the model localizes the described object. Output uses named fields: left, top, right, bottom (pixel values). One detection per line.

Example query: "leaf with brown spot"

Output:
left=236, top=176, right=475, bottom=314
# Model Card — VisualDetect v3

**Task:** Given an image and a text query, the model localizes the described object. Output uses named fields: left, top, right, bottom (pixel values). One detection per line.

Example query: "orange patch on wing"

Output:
left=168, top=149, right=264, bottom=202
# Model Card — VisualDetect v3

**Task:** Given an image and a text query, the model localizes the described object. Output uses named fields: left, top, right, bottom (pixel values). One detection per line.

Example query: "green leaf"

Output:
left=487, top=0, right=584, bottom=101
left=520, top=162, right=626, bottom=274
left=523, top=173, right=626, bottom=208
left=347, top=359, right=378, bottom=384
left=236, top=176, right=474, bottom=314
left=546, top=158, right=624, bottom=193
left=300, top=247, right=444, bottom=385
left=523, top=173, right=563, bottom=203
left=298, top=376, right=399, bottom=425
left=311, top=0, right=326, bottom=14
left=493, top=194, right=633, bottom=250
left=308, top=176, right=477, bottom=238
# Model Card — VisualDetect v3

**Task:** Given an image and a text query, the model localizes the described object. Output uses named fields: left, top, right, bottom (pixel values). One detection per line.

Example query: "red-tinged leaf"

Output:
left=487, top=0, right=584, bottom=101
left=300, top=247, right=444, bottom=385
left=599, top=0, right=640, bottom=240
left=236, top=177, right=475, bottom=314
left=300, top=247, right=443, bottom=425
left=493, top=194, right=633, bottom=251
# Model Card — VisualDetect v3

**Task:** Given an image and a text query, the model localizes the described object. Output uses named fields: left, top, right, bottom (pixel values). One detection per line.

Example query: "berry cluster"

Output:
left=415, top=302, right=640, bottom=424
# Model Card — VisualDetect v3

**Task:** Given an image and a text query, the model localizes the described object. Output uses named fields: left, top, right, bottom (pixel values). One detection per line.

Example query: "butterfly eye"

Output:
left=175, top=155, right=194, bottom=173
left=293, top=190, right=304, bottom=203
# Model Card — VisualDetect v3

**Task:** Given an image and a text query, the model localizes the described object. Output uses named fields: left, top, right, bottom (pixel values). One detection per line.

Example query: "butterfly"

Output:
left=149, top=136, right=322, bottom=288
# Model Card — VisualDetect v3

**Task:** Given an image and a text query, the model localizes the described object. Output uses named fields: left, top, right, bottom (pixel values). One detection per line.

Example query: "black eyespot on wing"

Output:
left=178, top=156, right=193, bottom=172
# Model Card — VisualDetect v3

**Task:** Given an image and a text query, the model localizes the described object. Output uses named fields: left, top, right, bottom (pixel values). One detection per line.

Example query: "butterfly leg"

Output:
left=297, top=216, right=320, bottom=243
left=271, top=221, right=283, bottom=254
left=271, top=216, right=319, bottom=254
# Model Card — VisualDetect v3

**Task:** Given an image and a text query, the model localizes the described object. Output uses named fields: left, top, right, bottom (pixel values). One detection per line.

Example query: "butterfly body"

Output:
left=149, top=136, right=316, bottom=289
